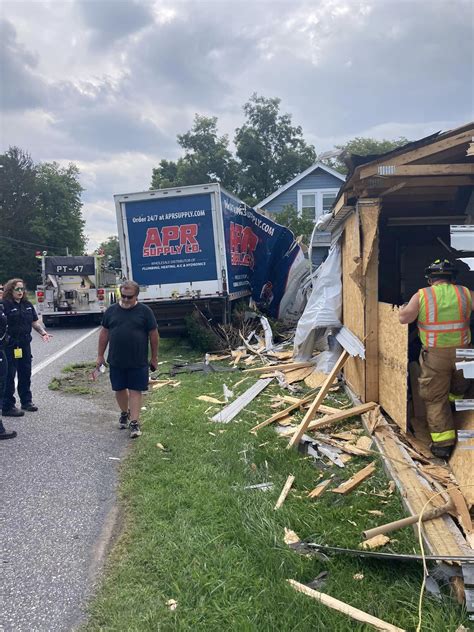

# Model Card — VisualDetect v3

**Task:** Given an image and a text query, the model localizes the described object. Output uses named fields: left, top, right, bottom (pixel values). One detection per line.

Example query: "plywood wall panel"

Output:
left=451, top=410, right=474, bottom=506
left=378, top=302, right=408, bottom=431
left=342, top=211, right=365, bottom=399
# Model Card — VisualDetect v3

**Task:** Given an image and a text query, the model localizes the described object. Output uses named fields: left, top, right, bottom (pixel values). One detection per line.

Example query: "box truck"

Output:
left=114, top=183, right=303, bottom=332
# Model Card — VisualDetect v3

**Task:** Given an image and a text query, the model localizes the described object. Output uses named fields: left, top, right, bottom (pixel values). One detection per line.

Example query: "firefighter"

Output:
left=399, top=259, right=473, bottom=459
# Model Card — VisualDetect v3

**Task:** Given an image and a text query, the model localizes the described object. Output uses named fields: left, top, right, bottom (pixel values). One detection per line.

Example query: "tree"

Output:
left=151, top=115, right=238, bottom=190
left=98, top=235, right=121, bottom=269
left=33, top=162, right=86, bottom=256
left=275, top=204, right=315, bottom=244
left=234, top=94, right=316, bottom=205
left=0, top=147, right=86, bottom=288
left=324, top=137, right=410, bottom=174
left=0, top=147, right=41, bottom=287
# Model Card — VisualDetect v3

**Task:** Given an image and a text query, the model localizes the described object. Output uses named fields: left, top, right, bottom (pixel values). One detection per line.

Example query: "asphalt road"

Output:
left=1, top=323, right=129, bottom=632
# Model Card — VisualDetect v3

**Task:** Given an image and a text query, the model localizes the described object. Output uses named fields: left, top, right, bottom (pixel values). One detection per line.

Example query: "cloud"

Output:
left=1, top=0, right=472, bottom=247
left=0, top=19, right=47, bottom=110
left=76, top=0, right=154, bottom=47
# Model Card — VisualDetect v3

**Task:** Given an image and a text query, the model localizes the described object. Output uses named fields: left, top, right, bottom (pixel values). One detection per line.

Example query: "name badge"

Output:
left=14, top=347, right=23, bottom=359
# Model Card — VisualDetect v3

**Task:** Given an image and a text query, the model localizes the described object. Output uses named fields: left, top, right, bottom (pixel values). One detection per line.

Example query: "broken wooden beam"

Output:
left=274, top=475, right=295, bottom=510
left=331, top=462, right=376, bottom=495
left=244, top=361, right=314, bottom=374
left=287, top=579, right=406, bottom=632
left=307, top=478, right=332, bottom=499
left=288, top=350, right=350, bottom=448
left=306, top=402, right=377, bottom=432
left=250, top=389, right=318, bottom=432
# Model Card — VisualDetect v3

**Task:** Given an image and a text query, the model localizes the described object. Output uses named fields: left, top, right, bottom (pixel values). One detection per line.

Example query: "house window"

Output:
left=297, top=188, right=339, bottom=221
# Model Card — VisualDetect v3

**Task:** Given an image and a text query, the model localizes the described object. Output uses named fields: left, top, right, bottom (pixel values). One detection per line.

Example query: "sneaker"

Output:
left=21, top=403, right=38, bottom=412
left=2, top=408, right=25, bottom=417
left=0, top=420, right=17, bottom=440
left=129, top=421, right=142, bottom=438
left=430, top=444, right=454, bottom=460
left=119, top=411, right=129, bottom=429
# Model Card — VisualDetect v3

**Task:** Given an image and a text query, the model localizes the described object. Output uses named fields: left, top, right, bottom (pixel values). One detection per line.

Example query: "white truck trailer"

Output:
left=114, top=183, right=303, bottom=332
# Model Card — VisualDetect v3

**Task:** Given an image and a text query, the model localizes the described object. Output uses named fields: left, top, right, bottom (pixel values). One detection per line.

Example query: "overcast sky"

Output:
left=1, top=0, right=473, bottom=250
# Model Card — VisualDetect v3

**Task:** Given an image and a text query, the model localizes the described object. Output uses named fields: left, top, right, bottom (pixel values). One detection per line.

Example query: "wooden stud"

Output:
left=306, top=402, right=377, bottom=432
left=244, top=361, right=314, bottom=374
left=274, top=475, right=295, bottom=510
left=250, top=390, right=318, bottom=432
left=374, top=164, right=474, bottom=177
left=358, top=129, right=474, bottom=179
left=332, top=462, right=376, bottom=495
left=308, top=478, right=332, bottom=499
left=287, top=580, right=406, bottom=632
left=287, top=350, right=350, bottom=448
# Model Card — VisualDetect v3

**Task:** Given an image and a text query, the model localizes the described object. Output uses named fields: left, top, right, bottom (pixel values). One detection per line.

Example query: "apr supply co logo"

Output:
left=142, top=225, right=200, bottom=257
left=230, top=222, right=258, bottom=268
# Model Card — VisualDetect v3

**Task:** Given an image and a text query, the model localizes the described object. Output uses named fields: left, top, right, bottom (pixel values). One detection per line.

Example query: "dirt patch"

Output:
left=49, top=362, right=111, bottom=399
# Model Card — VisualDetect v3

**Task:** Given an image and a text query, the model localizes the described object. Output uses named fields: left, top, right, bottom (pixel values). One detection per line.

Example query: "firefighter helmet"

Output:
left=424, top=258, right=457, bottom=279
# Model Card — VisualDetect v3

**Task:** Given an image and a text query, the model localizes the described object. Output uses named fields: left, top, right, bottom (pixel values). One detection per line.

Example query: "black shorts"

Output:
left=109, top=366, right=149, bottom=392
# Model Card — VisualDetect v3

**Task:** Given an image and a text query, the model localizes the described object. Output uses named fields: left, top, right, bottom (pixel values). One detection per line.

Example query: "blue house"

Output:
left=257, top=162, right=345, bottom=267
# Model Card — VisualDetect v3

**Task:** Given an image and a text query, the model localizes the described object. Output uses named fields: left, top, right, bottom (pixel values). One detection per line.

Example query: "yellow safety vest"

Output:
left=418, top=283, right=471, bottom=348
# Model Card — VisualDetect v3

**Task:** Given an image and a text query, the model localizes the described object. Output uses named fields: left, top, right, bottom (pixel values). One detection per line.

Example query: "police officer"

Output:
left=0, top=300, right=17, bottom=438
left=399, top=259, right=473, bottom=459
left=2, top=278, right=52, bottom=416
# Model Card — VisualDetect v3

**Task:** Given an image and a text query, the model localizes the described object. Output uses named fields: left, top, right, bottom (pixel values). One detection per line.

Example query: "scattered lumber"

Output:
left=287, top=580, right=406, bottom=632
left=360, top=534, right=390, bottom=550
left=362, top=502, right=452, bottom=540
left=274, top=475, right=295, bottom=510
left=332, top=462, right=376, bottom=495
left=244, top=361, right=314, bottom=374
left=197, top=395, right=225, bottom=404
left=304, top=371, right=334, bottom=389
left=250, top=390, right=318, bottom=432
left=287, top=351, right=350, bottom=448
left=306, top=402, right=377, bottom=432
left=307, top=479, right=331, bottom=499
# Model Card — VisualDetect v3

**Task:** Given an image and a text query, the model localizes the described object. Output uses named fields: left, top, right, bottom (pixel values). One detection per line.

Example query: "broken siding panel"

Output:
left=377, top=302, right=408, bottom=432
left=342, top=211, right=365, bottom=399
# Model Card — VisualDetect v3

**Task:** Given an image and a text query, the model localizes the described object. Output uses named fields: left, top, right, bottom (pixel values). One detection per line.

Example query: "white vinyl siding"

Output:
left=297, top=188, right=339, bottom=221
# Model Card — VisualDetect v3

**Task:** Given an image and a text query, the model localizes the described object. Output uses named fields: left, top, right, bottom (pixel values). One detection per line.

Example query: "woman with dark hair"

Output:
left=2, top=278, right=52, bottom=416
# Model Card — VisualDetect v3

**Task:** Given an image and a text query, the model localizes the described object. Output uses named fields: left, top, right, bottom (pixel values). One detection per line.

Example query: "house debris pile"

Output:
left=188, top=332, right=473, bottom=628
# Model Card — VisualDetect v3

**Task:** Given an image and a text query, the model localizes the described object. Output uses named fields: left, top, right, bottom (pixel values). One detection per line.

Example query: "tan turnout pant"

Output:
left=418, top=347, right=470, bottom=447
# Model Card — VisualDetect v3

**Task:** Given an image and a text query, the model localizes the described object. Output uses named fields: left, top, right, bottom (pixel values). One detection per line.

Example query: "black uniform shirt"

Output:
left=102, top=302, right=157, bottom=369
left=0, top=303, right=7, bottom=351
left=2, top=299, right=38, bottom=346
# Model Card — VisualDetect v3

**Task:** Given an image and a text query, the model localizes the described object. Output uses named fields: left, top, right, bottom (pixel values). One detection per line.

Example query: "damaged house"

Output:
left=294, top=122, right=474, bottom=583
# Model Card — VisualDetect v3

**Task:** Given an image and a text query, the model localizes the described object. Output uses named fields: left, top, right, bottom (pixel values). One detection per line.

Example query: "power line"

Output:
left=0, top=233, right=59, bottom=250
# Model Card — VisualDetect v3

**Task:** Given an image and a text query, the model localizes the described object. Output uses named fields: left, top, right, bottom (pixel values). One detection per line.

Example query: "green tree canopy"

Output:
left=0, top=147, right=86, bottom=288
left=235, top=94, right=316, bottom=205
left=98, top=235, right=121, bottom=269
left=274, top=204, right=314, bottom=245
left=325, top=136, right=410, bottom=174
left=151, top=115, right=238, bottom=190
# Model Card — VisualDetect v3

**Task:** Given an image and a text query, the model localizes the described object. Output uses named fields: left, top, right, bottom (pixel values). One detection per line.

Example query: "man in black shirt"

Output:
left=96, top=280, right=159, bottom=438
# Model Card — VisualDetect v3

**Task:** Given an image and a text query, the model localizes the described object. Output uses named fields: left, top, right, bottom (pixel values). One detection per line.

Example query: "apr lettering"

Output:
left=143, top=224, right=200, bottom=257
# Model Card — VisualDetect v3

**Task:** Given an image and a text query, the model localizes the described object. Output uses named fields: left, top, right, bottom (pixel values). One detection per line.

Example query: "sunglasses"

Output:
left=14, top=287, right=25, bottom=292
left=121, top=294, right=136, bottom=300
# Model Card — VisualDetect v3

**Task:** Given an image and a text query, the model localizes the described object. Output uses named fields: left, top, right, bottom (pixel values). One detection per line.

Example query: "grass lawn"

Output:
left=84, top=338, right=469, bottom=631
